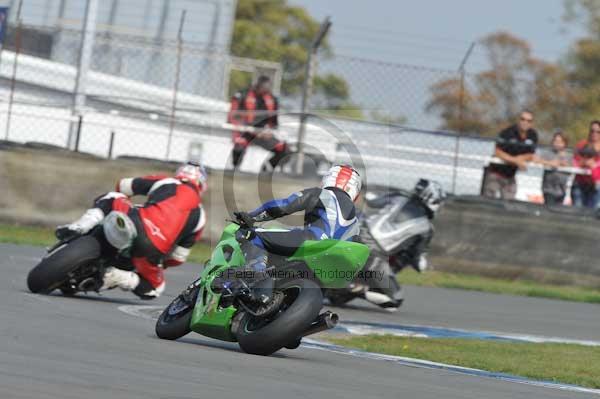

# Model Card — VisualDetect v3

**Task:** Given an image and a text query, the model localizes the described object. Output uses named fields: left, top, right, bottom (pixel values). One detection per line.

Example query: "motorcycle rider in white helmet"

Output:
left=213, top=164, right=363, bottom=297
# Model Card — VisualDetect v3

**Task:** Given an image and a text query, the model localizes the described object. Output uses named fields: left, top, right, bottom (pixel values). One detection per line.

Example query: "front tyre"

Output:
left=237, top=279, right=322, bottom=356
left=27, top=236, right=101, bottom=294
left=155, top=285, right=199, bottom=340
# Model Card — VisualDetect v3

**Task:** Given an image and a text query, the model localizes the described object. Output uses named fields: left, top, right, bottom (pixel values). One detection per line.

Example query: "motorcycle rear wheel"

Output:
left=236, top=278, right=322, bottom=356
left=27, top=236, right=101, bottom=294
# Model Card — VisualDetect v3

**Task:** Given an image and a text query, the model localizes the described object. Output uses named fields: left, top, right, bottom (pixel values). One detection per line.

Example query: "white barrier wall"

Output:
left=0, top=50, right=550, bottom=198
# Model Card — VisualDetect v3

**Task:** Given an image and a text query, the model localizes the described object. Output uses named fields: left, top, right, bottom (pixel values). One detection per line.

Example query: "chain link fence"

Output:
left=0, top=9, right=588, bottom=204
left=304, top=50, right=587, bottom=202
left=0, top=11, right=284, bottom=172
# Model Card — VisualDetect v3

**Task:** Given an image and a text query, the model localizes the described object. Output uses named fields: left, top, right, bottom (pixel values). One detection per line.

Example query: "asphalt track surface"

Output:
left=1, top=243, right=599, bottom=399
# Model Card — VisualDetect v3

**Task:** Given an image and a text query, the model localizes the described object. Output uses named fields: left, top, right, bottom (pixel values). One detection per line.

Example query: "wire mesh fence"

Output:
left=0, top=9, right=591, bottom=206
left=302, top=49, right=591, bottom=203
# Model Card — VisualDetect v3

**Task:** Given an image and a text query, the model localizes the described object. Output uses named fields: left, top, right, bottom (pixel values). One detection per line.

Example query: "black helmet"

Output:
left=414, top=179, right=446, bottom=213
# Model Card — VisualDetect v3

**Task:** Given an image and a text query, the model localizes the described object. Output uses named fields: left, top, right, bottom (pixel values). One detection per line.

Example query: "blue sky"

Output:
left=290, top=0, right=586, bottom=71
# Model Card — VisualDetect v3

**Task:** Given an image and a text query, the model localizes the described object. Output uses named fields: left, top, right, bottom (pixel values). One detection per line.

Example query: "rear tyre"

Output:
left=27, top=236, right=101, bottom=294
left=155, top=286, right=199, bottom=340
left=237, top=279, right=322, bottom=356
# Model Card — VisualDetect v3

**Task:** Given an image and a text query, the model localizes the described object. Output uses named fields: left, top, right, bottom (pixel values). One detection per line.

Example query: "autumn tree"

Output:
left=426, top=31, right=575, bottom=138
left=562, top=0, right=600, bottom=137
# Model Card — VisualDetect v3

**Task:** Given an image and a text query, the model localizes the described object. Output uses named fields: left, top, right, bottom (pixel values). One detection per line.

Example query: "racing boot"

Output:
left=56, top=208, right=104, bottom=240
left=411, top=253, right=428, bottom=273
left=100, top=267, right=164, bottom=300
left=100, top=267, right=140, bottom=292
left=363, top=289, right=404, bottom=312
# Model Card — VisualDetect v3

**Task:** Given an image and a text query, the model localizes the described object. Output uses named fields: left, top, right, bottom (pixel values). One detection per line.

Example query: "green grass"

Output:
left=400, top=268, right=600, bottom=304
left=0, top=223, right=212, bottom=264
left=0, top=223, right=57, bottom=246
left=329, top=335, right=600, bottom=389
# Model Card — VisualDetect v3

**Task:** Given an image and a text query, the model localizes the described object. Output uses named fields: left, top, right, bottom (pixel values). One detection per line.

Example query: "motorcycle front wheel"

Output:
left=236, top=278, right=322, bottom=356
left=155, top=284, right=200, bottom=340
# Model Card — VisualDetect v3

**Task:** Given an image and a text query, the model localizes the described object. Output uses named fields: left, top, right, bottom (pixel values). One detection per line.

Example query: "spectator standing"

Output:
left=483, top=111, right=538, bottom=200
left=535, top=131, right=570, bottom=206
left=571, top=121, right=600, bottom=208
left=227, top=75, right=291, bottom=170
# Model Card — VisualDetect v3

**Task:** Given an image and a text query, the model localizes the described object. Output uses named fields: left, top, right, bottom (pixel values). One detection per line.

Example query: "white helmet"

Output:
left=321, top=164, right=362, bottom=201
left=414, top=179, right=446, bottom=213
left=175, top=161, right=208, bottom=193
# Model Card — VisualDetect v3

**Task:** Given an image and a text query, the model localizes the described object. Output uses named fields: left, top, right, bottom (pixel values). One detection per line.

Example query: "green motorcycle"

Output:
left=155, top=215, right=369, bottom=356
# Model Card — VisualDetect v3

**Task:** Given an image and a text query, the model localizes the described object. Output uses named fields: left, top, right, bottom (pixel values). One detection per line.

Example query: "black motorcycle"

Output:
left=27, top=227, right=129, bottom=295
left=324, top=179, right=445, bottom=311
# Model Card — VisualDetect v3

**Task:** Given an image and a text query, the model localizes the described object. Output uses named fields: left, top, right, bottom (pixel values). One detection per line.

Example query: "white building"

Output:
left=3, top=0, right=238, bottom=99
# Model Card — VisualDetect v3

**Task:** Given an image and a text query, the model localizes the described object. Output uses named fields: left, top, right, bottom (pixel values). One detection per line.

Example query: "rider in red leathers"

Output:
left=55, top=162, right=207, bottom=299
left=228, top=75, right=291, bottom=170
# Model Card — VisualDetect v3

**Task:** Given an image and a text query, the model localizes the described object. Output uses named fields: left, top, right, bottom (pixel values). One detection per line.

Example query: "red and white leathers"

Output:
left=227, top=88, right=289, bottom=169
left=94, top=174, right=205, bottom=298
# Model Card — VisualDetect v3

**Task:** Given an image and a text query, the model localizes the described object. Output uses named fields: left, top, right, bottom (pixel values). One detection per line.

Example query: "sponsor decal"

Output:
left=143, top=219, right=167, bottom=241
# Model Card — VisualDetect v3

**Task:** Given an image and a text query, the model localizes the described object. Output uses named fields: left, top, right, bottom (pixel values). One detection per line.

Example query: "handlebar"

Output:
left=232, top=212, right=256, bottom=229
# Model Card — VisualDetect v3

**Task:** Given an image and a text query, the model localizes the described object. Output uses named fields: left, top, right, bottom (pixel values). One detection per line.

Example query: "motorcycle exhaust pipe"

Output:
left=302, top=311, right=339, bottom=337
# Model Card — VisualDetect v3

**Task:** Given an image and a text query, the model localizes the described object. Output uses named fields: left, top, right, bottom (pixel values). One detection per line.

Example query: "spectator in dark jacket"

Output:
left=535, top=131, right=570, bottom=206
left=483, top=111, right=538, bottom=200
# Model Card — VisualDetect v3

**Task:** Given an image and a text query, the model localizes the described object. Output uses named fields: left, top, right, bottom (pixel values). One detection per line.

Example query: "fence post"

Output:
left=4, top=0, right=22, bottom=141
left=165, top=9, right=186, bottom=161
left=451, top=42, right=475, bottom=194
left=196, top=0, right=220, bottom=95
left=107, top=131, right=115, bottom=159
left=295, top=16, right=331, bottom=175
left=68, top=0, right=98, bottom=150
left=74, top=114, right=83, bottom=152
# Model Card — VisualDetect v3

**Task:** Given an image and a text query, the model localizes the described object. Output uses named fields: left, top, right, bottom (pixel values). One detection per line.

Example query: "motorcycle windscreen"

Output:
left=366, top=197, right=431, bottom=254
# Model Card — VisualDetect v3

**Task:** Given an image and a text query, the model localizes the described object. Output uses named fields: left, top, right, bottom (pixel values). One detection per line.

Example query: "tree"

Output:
left=426, top=77, right=492, bottom=134
left=231, top=0, right=354, bottom=112
left=562, top=0, right=600, bottom=138
left=426, top=31, right=576, bottom=138
left=564, top=0, right=600, bottom=39
left=310, top=73, right=364, bottom=118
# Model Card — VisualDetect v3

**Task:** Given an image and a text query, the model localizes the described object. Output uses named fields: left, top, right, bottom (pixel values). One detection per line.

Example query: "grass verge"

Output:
left=0, top=223, right=212, bottom=264
left=329, top=335, right=600, bottom=389
left=400, top=269, right=600, bottom=304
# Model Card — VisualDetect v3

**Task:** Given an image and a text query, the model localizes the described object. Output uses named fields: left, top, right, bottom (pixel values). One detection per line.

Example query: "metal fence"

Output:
left=0, top=15, right=588, bottom=204
left=311, top=51, right=582, bottom=138
left=298, top=49, right=588, bottom=202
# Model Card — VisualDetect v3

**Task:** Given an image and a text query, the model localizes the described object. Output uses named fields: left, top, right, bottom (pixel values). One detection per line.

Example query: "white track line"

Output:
left=118, top=305, right=163, bottom=320
left=335, top=322, right=600, bottom=347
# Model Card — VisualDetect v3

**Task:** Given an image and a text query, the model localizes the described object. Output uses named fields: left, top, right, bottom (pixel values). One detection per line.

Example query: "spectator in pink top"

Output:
left=572, top=121, right=600, bottom=208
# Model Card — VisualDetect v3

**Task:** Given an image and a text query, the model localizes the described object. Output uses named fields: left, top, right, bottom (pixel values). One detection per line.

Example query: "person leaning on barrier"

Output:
left=482, top=110, right=538, bottom=200
left=227, top=75, right=291, bottom=171
left=534, top=130, right=571, bottom=206
left=571, top=121, right=600, bottom=209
